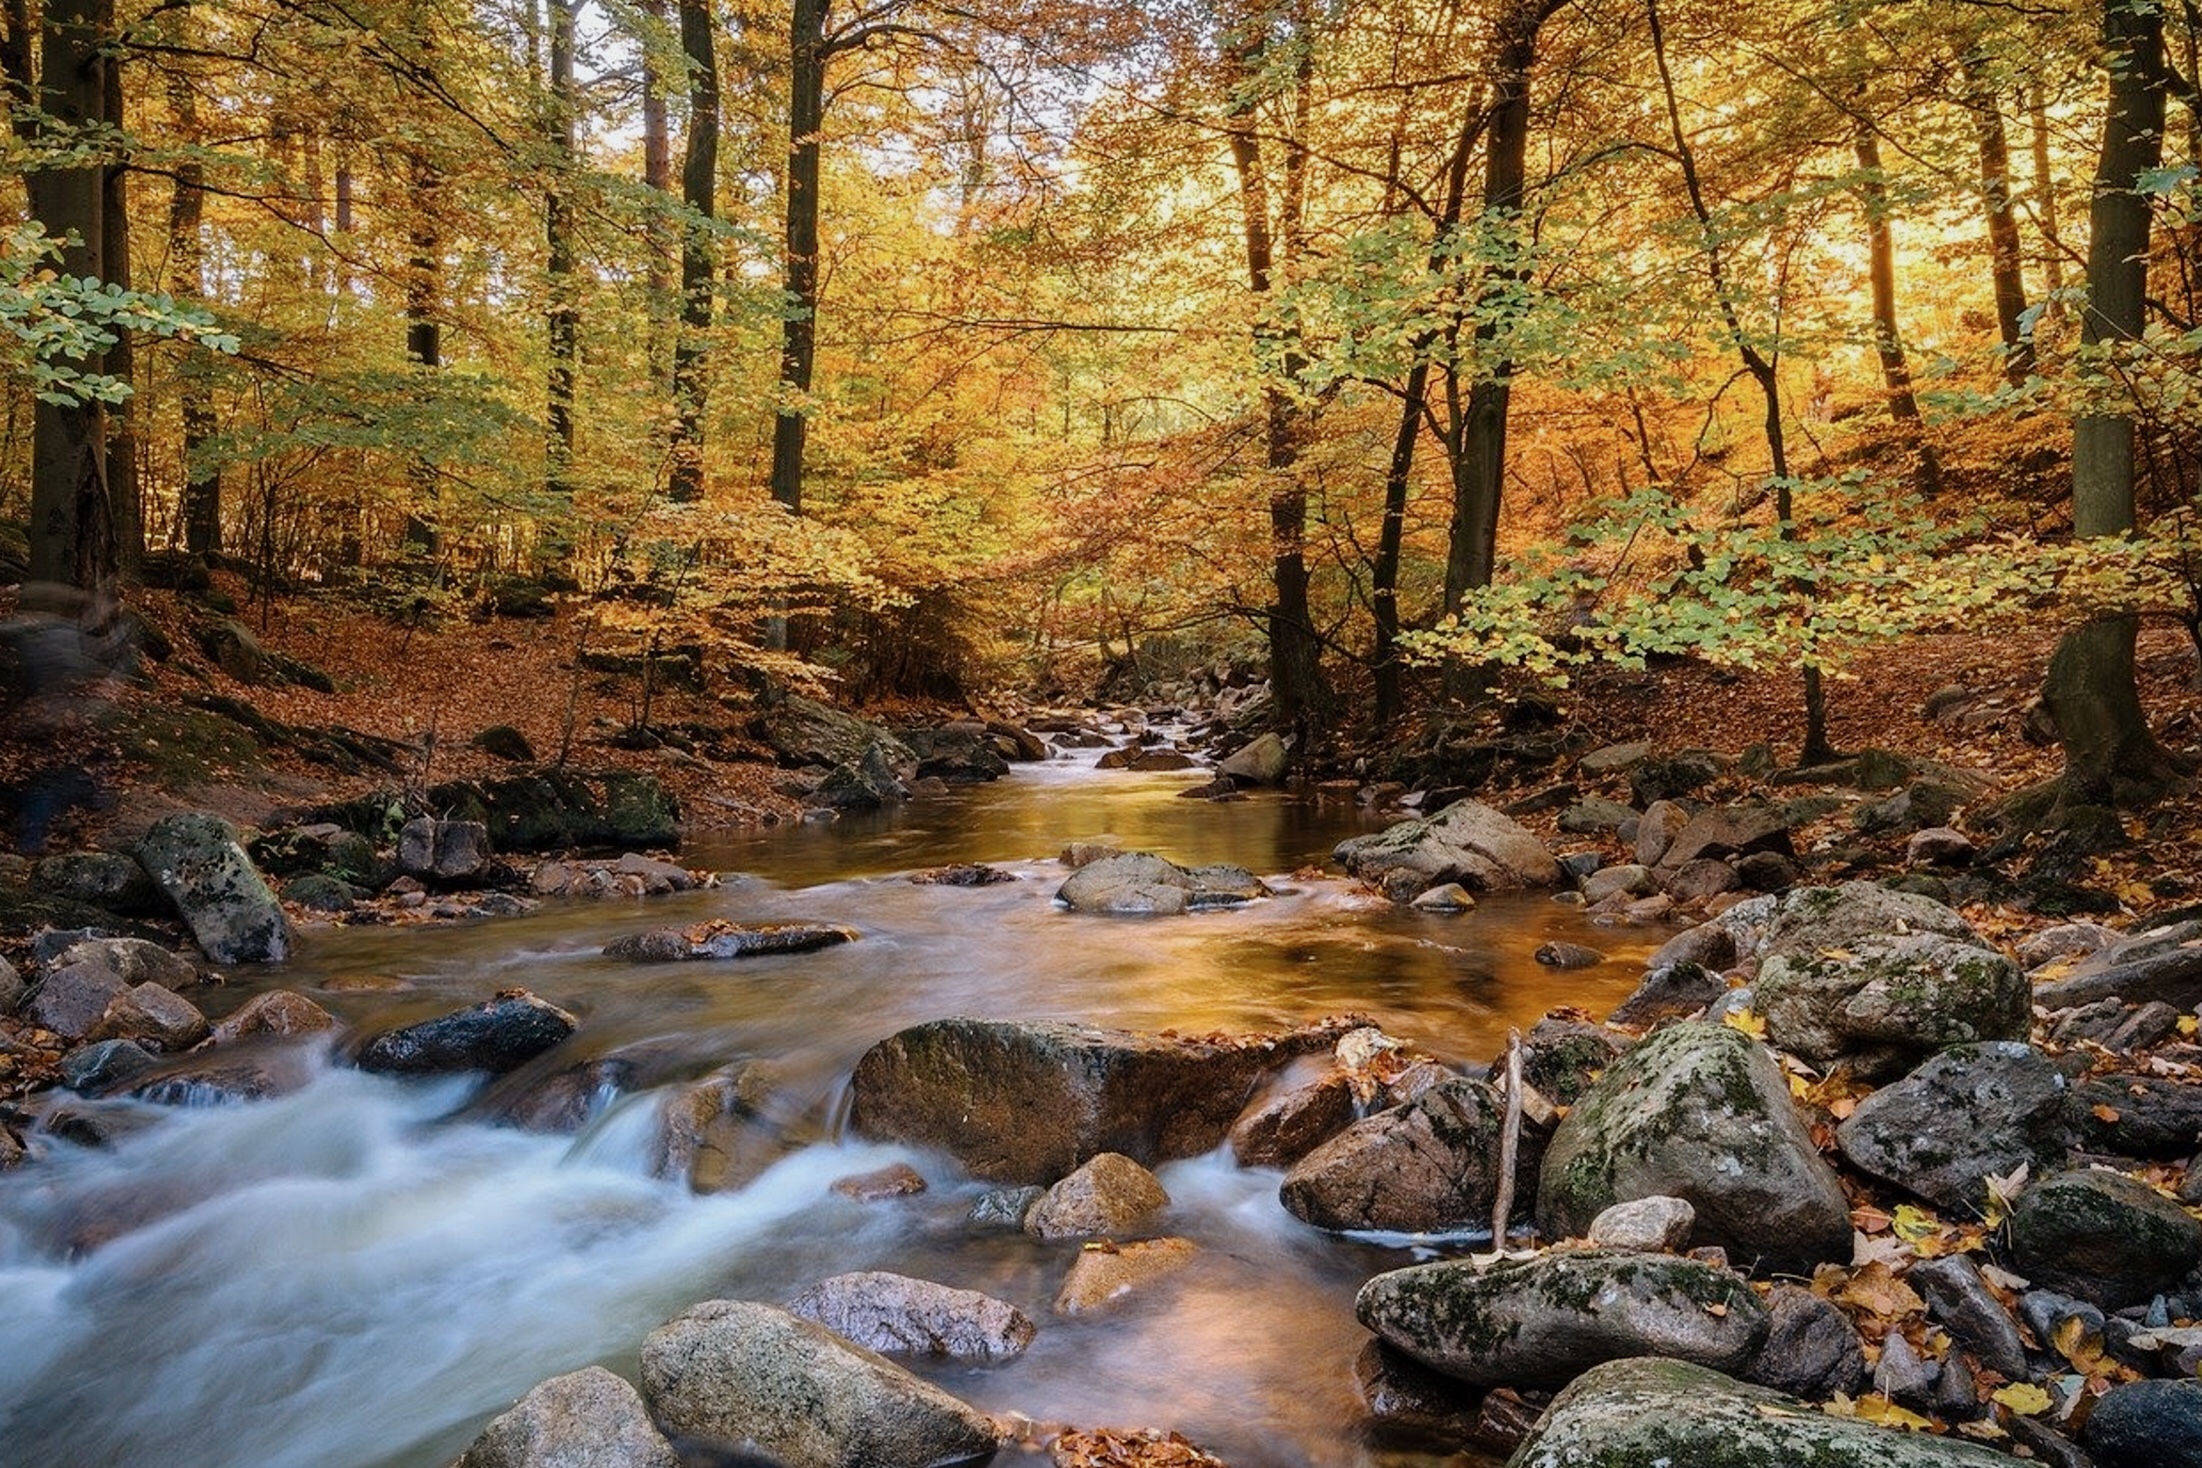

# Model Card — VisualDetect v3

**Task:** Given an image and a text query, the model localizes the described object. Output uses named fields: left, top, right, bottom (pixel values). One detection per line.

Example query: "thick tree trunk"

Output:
left=25, top=0, right=115, bottom=591
left=768, top=0, right=825, bottom=516
left=1963, top=53, right=2033, bottom=383
left=2050, top=0, right=2178, bottom=806
left=544, top=0, right=578, bottom=509
left=666, top=0, right=718, bottom=504
left=100, top=9, right=138, bottom=581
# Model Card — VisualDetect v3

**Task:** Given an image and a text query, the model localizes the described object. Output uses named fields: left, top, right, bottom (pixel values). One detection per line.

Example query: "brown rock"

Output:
left=1053, top=1238, right=1199, bottom=1315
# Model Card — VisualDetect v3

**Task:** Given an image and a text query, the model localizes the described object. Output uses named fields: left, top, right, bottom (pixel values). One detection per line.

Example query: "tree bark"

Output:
left=168, top=40, right=220, bottom=555
left=768, top=0, right=826, bottom=515
left=666, top=0, right=718, bottom=504
left=544, top=0, right=579, bottom=507
left=24, top=0, right=115, bottom=591
left=101, top=0, right=139, bottom=582
left=2049, top=0, right=2178, bottom=806
left=402, top=151, right=443, bottom=557
left=640, top=0, right=674, bottom=386
left=1962, top=52, right=2033, bottom=384
left=1852, top=117, right=1942, bottom=496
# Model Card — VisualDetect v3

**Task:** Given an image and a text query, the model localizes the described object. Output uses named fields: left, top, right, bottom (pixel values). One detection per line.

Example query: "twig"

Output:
left=1491, top=1026, right=1525, bottom=1247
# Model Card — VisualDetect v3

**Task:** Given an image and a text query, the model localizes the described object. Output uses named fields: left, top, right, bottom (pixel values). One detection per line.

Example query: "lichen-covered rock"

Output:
left=1334, top=799, right=1562, bottom=898
left=786, top=1272, right=1035, bottom=1364
left=1024, top=1151, right=1169, bottom=1239
left=456, top=1365, right=680, bottom=1468
left=1053, top=851, right=1269, bottom=914
left=135, top=812, right=294, bottom=964
left=1356, top=1250, right=1769, bottom=1389
left=1754, top=932, right=2027, bottom=1078
left=1280, top=1078, right=1509, bottom=1234
left=2009, top=1168, right=2202, bottom=1309
left=1535, top=1022, right=1851, bottom=1276
left=756, top=692, right=917, bottom=771
left=1755, top=881, right=1986, bottom=963
left=1586, top=1196, right=1694, bottom=1253
left=1507, top=1357, right=2020, bottom=1468
left=31, top=851, right=165, bottom=917
left=2080, top=1379, right=2202, bottom=1468
left=848, top=1018, right=1282, bottom=1184
left=1745, top=1283, right=1866, bottom=1399
left=352, top=990, right=577, bottom=1076
left=639, top=1299, right=996, bottom=1468
left=1834, top=1043, right=2073, bottom=1209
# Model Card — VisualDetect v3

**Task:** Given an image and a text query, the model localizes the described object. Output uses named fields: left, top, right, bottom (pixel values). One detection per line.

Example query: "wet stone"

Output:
left=831, top=1162, right=928, bottom=1202
left=1053, top=1237, right=1200, bottom=1315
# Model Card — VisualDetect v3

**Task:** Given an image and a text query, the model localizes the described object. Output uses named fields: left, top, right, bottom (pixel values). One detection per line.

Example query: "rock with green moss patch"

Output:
left=1055, top=851, right=1269, bottom=915
left=1357, top=1249, right=1768, bottom=1389
left=2009, top=1168, right=2202, bottom=1309
left=1535, top=1022, right=1851, bottom=1276
left=31, top=851, right=165, bottom=917
left=1754, top=933, right=2028, bottom=1079
left=1280, top=1078, right=1513, bottom=1234
left=1334, top=799, right=1562, bottom=899
left=134, top=813, right=294, bottom=965
left=1755, top=881, right=1985, bottom=963
left=1834, top=1042, right=2073, bottom=1210
left=1506, top=1356, right=2021, bottom=1468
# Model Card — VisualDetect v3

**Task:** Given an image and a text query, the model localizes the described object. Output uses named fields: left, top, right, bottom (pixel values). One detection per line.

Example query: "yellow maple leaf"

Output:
left=1993, top=1382, right=2053, bottom=1416
left=1724, top=1008, right=1769, bottom=1040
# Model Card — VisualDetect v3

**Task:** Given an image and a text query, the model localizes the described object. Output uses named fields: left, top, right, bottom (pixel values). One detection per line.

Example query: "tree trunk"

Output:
left=1852, top=118, right=1941, bottom=496
left=100, top=0, right=139, bottom=582
left=1372, top=361, right=1429, bottom=726
left=24, top=0, right=115, bottom=591
left=1962, top=52, right=2033, bottom=384
left=2028, top=84, right=2065, bottom=308
left=544, top=0, right=579, bottom=510
left=168, top=44, right=220, bottom=555
left=402, top=152, right=443, bottom=557
left=768, top=0, right=826, bottom=516
left=2050, top=0, right=2178, bottom=806
left=666, top=0, right=718, bottom=504
left=640, top=0, right=673, bottom=386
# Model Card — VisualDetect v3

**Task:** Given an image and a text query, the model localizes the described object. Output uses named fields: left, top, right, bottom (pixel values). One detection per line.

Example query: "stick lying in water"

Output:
left=1491, top=1026, right=1524, bottom=1247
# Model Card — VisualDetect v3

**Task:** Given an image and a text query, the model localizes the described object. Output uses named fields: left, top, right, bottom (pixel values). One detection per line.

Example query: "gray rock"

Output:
left=1356, top=1249, right=1768, bottom=1389
left=1733, top=850, right=1800, bottom=892
left=1353, top=1339, right=1481, bottom=1440
left=2081, top=1379, right=2202, bottom=1468
left=1534, top=1021, right=1852, bottom=1276
left=208, top=990, right=337, bottom=1044
left=1856, top=779, right=1968, bottom=834
left=1630, top=750, right=1723, bottom=806
left=1410, top=882, right=1476, bottom=912
left=1053, top=1236, right=1199, bottom=1315
left=2010, top=1168, right=2202, bottom=1309
left=1642, top=921, right=1740, bottom=975
left=128, top=1046, right=322, bottom=1106
left=602, top=922, right=856, bottom=961
left=1608, top=962, right=1727, bottom=1028
left=456, top=1365, right=680, bottom=1468
left=353, top=991, right=578, bottom=1076
left=1664, top=858, right=1740, bottom=902
left=25, top=961, right=128, bottom=1040
left=1520, top=1016, right=1631, bottom=1106
left=1834, top=1042, right=2073, bottom=1210
left=1586, top=1196, right=1695, bottom=1252
left=2036, top=918, right=2202, bottom=1009
left=2068, top=1073, right=2202, bottom=1158
left=787, top=1271, right=1034, bottom=1363
left=757, top=693, right=917, bottom=771
left=815, top=743, right=910, bottom=810
left=1581, top=865, right=1655, bottom=904
left=135, top=812, right=294, bottom=964
left=1507, top=1357, right=2019, bottom=1468
left=1230, top=1071, right=1357, bottom=1168
left=1579, top=742, right=1652, bottom=776
left=43, top=935, right=196, bottom=988
left=1633, top=801, right=1690, bottom=868
left=31, top=851, right=165, bottom=916
left=1754, top=932, right=2028, bottom=1078
left=2018, top=922, right=2122, bottom=970
left=639, top=1299, right=996, bottom=1468
left=1535, top=942, right=1605, bottom=970
left=1746, top=1283, right=1866, bottom=1398
left=1658, top=803, right=1795, bottom=871
left=1334, top=799, right=1562, bottom=897
left=60, top=1037, right=158, bottom=1094
left=1280, top=1078, right=1508, bottom=1234
left=1756, top=880, right=1987, bottom=963
left=0, top=955, right=20, bottom=1016
left=87, top=982, right=210, bottom=1052
left=1908, top=827, right=1977, bottom=867
left=967, top=1186, right=1041, bottom=1229
left=397, top=818, right=491, bottom=880
left=1218, top=731, right=1289, bottom=784
left=1910, top=1255, right=2029, bottom=1381
left=1024, top=1151, right=1169, bottom=1239
left=1873, top=1330, right=1940, bottom=1414
left=1559, top=798, right=1636, bottom=836
left=1054, top=851, right=1270, bottom=914
left=849, top=1017, right=1296, bottom=1184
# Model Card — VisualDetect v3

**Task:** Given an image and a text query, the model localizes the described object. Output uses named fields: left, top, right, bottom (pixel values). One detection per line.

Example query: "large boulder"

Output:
left=815, top=743, right=910, bottom=811
left=1280, top=1078, right=1510, bottom=1234
left=1504, top=1356, right=2021, bottom=1468
left=786, top=1272, right=1035, bottom=1364
left=1753, top=933, right=2028, bottom=1078
left=396, top=818, right=491, bottom=881
left=2081, top=1380, right=2202, bottom=1468
left=848, top=1018, right=1282, bottom=1184
left=638, top=1299, right=996, bottom=1468
left=1357, top=1250, right=1768, bottom=1389
left=902, top=723, right=1011, bottom=784
left=1218, top=732, right=1290, bottom=785
left=422, top=770, right=680, bottom=852
left=1834, top=1042, right=2074, bottom=1210
left=135, top=812, right=294, bottom=964
left=1754, top=881, right=1985, bottom=963
left=1054, top=851, right=1269, bottom=914
left=1655, top=803, right=1795, bottom=871
left=2036, top=918, right=2202, bottom=1010
left=1023, top=1151, right=1169, bottom=1239
left=31, top=851, right=165, bottom=917
left=756, top=693, right=917, bottom=771
left=2008, top=1167, right=2202, bottom=1309
left=1333, top=800, right=1561, bottom=899
left=456, top=1365, right=680, bottom=1468
left=353, top=990, right=578, bottom=1076
left=1535, top=1021, right=1852, bottom=1276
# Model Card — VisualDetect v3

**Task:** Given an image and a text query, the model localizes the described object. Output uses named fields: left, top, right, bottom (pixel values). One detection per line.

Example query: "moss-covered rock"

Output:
left=1506, top=1357, right=2021, bottom=1468
left=135, top=812, right=293, bottom=965
left=1334, top=799, right=1562, bottom=898
left=1834, top=1042, right=2074, bottom=1210
left=2009, top=1168, right=2202, bottom=1309
left=1753, top=933, right=2027, bottom=1079
left=1357, top=1249, right=1769, bottom=1389
left=1534, top=1022, right=1851, bottom=1276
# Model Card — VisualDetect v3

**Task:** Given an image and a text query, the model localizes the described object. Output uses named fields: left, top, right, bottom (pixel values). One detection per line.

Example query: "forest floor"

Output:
left=6, top=568, right=2201, bottom=930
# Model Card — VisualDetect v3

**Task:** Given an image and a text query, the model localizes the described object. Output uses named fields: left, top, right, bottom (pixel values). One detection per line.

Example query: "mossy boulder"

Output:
left=1753, top=933, right=2029, bottom=1079
left=424, top=770, right=680, bottom=852
left=1506, top=1357, right=2021, bottom=1468
left=1834, top=1042, right=2074, bottom=1210
left=30, top=852, right=166, bottom=918
left=1535, top=1022, right=1851, bottom=1276
left=755, top=692, right=916, bottom=771
left=134, top=812, right=294, bottom=965
left=1333, top=798, right=1562, bottom=899
left=2008, top=1168, right=2202, bottom=1309
left=1755, top=881, right=1985, bottom=963
left=1357, top=1249, right=1769, bottom=1390
left=1054, top=851, right=1270, bottom=915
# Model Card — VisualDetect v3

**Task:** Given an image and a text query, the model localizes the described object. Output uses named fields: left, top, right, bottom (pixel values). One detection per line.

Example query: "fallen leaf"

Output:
left=1993, top=1382, right=2053, bottom=1416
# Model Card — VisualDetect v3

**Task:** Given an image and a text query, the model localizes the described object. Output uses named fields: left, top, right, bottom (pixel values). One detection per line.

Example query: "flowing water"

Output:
left=0, top=758, right=1667, bottom=1468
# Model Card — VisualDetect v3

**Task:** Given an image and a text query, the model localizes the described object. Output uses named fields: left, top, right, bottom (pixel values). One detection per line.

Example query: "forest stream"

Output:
left=0, top=755, right=1665, bottom=1468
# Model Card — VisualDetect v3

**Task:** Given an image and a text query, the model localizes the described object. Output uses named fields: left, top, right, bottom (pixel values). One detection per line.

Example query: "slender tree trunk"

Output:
left=544, top=0, right=579, bottom=509
left=402, top=156, right=443, bottom=557
left=1372, top=360, right=1430, bottom=725
left=2049, top=0, right=2178, bottom=805
left=2029, top=84, right=2065, bottom=307
left=769, top=0, right=826, bottom=515
left=25, top=0, right=115, bottom=591
left=640, top=0, right=674, bottom=386
left=1963, top=53, right=2034, bottom=383
left=100, top=4, right=139, bottom=581
left=666, top=0, right=717, bottom=504
left=1852, top=118, right=1942, bottom=496
left=168, top=44, right=219, bottom=555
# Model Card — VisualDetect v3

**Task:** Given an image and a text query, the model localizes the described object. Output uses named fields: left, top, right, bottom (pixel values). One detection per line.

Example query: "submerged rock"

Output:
left=1356, top=1249, right=1769, bottom=1389
left=849, top=1018, right=1288, bottom=1184
left=639, top=1299, right=997, bottom=1468
left=1054, top=1237, right=1200, bottom=1315
left=786, top=1271, right=1035, bottom=1364
left=1054, top=851, right=1269, bottom=914
left=353, top=990, right=577, bottom=1076
left=456, top=1365, right=680, bottom=1468
left=602, top=920, right=856, bottom=961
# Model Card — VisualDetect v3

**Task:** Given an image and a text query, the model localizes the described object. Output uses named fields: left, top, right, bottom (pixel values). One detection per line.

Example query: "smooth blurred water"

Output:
left=0, top=757, right=1665, bottom=1468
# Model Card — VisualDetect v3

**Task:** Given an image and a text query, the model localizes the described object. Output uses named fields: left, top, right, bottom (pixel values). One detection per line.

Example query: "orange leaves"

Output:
left=1050, top=1428, right=1229, bottom=1468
